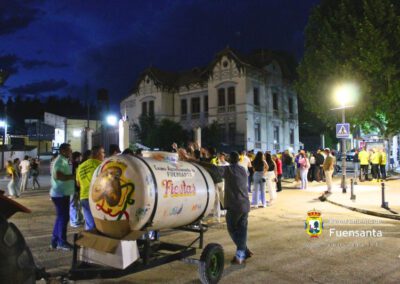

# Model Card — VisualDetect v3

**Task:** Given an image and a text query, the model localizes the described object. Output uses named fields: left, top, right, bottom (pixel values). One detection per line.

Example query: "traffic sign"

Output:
left=336, top=123, right=350, bottom=138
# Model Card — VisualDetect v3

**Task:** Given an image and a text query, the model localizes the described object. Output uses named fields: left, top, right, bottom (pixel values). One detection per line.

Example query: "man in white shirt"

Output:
left=19, top=155, right=31, bottom=192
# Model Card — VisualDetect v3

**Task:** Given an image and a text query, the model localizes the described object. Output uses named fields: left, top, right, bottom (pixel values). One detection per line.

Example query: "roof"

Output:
left=0, top=145, right=36, bottom=152
left=128, top=47, right=297, bottom=96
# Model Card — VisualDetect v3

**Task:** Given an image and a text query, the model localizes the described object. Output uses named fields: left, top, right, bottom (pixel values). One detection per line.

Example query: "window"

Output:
left=142, top=102, right=147, bottom=116
left=290, top=129, right=295, bottom=145
left=253, top=88, right=260, bottom=106
left=204, top=95, right=208, bottom=113
left=273, top=93, right=278, bottom=111
left=228, top=123, right=236, bottom=144
left=218, top=88, right=225, bottom=106
left=228, top=87, right=235, bottom=105
left=289, top=98, right=294, bottom=114
left=181, top=99, right=187, bottom=115
left=191, top=97, right=200, bottom=114
left=149, top=101, right=154, bottom=116
left=273, top=126, right=279, bottom=144
left=255, top=123, right=261, bottom=142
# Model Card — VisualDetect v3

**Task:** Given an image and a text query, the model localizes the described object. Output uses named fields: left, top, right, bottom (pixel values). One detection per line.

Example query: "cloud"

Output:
left=0, top=54, right=19, bottom=75
left=21, top=59, right=68, bottom=69
left=10, top=79, right=68, bottom=96
left=0, top=1, right=41, bottom=35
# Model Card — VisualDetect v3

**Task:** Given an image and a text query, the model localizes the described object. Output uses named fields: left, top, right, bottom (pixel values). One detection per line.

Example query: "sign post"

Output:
left=336, top=122, right=350, bottom=193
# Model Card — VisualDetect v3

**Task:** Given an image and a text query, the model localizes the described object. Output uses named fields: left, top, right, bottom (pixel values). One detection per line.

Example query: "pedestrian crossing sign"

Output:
left=336, top=123, right=350, bottom=138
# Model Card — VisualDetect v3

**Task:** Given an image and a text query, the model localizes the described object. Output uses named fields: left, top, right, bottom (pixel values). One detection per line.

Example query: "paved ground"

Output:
left=5, top=173, right=400, bottom=284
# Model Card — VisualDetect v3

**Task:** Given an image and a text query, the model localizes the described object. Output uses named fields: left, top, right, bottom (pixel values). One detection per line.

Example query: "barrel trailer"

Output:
left=0, top=153, right=225, bottom=283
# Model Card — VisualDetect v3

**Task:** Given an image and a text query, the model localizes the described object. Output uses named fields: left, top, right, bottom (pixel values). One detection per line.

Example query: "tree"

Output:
left=133, top=114, right=157, bottom=148
left=201, top=121, right=223, bottom=148
left=155, top=119, right=188, bottom=150
left=133, top=115, right=188, bottom=150
left=297, top=0, right=400, bottom=138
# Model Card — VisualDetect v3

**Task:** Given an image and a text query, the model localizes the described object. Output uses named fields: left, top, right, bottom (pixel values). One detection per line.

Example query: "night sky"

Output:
left=0, top=0, right=320, bottom=112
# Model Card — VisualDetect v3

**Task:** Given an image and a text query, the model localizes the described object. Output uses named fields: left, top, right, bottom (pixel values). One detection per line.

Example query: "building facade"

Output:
left=121, top=48, right=300, bottom=152
left=44, top=112, right=99, bottom=152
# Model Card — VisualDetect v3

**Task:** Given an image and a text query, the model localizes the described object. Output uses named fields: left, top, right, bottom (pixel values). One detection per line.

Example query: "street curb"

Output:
left=324, top=198, right=400, bottom=221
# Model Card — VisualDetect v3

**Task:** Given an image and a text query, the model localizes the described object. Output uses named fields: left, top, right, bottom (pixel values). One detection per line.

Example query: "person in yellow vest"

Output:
left=6, top=160, right=20, bottom=198
left=380, top=149, right=387, bottom=181
left=358, top=147, right=370, bottom=181
left=370, top=148, right=381, bottom=182
left=76, top=145, right=105, bottom=230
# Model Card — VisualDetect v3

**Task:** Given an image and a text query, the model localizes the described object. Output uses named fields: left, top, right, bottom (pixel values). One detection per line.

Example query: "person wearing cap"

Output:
left=322, top=148, right=335, bottom=194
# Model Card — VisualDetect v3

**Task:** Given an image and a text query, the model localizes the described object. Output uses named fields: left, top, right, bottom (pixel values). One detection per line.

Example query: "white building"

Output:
left=121, top=48, right=300, bottom=152
left=44, top=112, right=99, bottom=152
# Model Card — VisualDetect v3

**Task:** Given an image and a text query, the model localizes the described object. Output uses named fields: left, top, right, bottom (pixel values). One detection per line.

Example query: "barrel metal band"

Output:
left=135, top=156, right=158, bottom=228
left=190, top=162, right=210, bottom=223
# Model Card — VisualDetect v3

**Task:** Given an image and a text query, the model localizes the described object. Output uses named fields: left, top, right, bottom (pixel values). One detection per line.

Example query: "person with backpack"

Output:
left=298, top=150, right=310, bottom=190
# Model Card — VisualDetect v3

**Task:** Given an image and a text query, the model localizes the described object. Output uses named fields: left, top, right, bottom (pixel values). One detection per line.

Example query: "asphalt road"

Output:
left=7, top=179, right=400, bottom=284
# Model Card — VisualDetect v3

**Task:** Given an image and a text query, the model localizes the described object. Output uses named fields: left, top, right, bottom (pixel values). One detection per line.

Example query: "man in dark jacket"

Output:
left=218, top=152, right=252, bottom=264
left=315, top=149, right=325, bottom=182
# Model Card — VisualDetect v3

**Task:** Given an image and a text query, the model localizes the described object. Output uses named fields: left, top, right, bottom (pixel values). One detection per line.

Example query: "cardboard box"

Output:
left=77, top=230, right=144, bottom=269
left=94, top=218, right=131, bottom=239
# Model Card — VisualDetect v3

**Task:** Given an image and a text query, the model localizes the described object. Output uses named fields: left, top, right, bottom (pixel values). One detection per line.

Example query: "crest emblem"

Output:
left=305, top=209, right=323, bottom=238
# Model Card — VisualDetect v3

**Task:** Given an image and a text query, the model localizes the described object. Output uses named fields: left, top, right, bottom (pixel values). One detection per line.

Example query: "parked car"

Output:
left=346, top=149, right=356, bottom=161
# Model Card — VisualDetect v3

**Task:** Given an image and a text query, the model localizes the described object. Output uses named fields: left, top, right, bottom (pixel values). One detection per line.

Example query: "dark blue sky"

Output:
left=0, top=0, right=319, bottom=111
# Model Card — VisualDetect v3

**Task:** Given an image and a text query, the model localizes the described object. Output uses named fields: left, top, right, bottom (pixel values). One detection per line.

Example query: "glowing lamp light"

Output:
left=0, top=121, right=6, bottom=128
left=106, top=115, right=118, bottom=126
left=333, top=82, right=359, bottom=107
left=72, top=129, right=81, bottom=137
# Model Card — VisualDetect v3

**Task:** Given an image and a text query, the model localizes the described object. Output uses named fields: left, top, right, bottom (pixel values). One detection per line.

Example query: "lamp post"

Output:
left=333, top=83, right=359, bottom=192
left=0, top=69, right=10, bottom=170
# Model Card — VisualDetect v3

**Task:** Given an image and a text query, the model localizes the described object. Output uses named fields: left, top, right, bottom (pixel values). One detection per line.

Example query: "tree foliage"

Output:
left=297, top=0, right=400, bottom=137
left=201, top=121, right=223, bottom=148
left=133, top=115, right=188, bottom=150
left=0, top=95, right=97, bottom=134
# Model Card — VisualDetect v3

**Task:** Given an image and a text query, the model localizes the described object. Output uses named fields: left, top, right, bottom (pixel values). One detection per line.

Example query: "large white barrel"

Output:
left=89, top=152, right=215, bottom=238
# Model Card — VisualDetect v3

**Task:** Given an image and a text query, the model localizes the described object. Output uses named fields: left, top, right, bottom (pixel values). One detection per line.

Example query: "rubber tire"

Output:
left=0, top=214, right=36, bottom=284
left=198, top=243, right=224, bottom=284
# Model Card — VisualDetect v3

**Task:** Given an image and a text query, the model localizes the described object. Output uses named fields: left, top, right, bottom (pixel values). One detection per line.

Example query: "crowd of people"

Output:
left=5, top=155, right=41, bottom=198
left=4, top=140, right=390, bottom=265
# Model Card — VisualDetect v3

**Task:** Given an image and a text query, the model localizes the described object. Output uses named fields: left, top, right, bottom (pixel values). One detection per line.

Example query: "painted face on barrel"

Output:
left=92, top=166, right=122, bottom=207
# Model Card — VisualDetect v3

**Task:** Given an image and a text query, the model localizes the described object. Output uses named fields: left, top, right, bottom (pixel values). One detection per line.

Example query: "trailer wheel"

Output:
left=198, top=243, right=224, bottom=284
left=0, top=214, right=36, bottom=284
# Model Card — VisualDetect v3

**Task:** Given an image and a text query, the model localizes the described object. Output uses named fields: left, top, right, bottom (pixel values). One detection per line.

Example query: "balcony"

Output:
left=217, top=106, right=226, bottom=113
left=255, top=142, right=261, bottom=149
left=180, top=114, right=188, bottom=121
left=227, top=105, right=236, bottom=112
left=254, top=105, right=261, bottom=113
left=191, top=113, right=200, bottom=120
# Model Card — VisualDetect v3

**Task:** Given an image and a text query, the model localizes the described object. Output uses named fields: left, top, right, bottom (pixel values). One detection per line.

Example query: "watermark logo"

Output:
left=305, top=209, right=323, bottom=238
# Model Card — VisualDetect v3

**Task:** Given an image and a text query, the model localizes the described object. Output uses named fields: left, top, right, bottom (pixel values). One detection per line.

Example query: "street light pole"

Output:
left=341, top=107, right=347, bottom=192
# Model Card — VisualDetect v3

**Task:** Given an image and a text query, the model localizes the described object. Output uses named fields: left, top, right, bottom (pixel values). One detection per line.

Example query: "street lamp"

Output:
left=333, top=83, right=359, bottom=192
left=106, top=114, right=118, bottom=126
